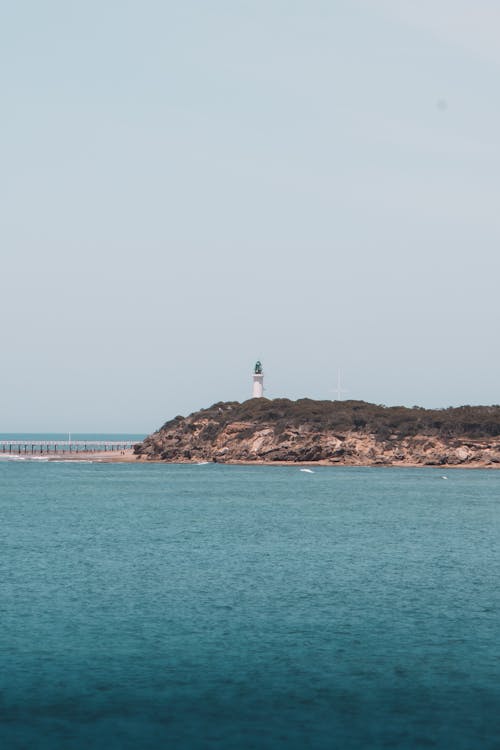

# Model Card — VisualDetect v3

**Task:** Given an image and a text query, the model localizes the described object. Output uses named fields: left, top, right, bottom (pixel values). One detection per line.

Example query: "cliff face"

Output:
left=134, top=399, right=500, bottom=467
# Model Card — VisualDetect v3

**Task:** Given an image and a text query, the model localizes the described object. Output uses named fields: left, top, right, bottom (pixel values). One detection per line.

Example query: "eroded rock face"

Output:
left=134, top=399, right=500, bottom=466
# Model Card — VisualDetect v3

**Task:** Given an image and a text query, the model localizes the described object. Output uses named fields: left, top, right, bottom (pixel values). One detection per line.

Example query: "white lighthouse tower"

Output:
left=252, top=360, right=264, bottom=398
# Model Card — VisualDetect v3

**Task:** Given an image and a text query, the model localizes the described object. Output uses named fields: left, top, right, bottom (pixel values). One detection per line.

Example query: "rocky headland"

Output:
left=134, top=399, right=500, bottom=467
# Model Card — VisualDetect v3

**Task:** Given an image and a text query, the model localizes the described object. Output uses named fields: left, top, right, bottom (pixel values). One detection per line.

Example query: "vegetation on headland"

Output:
left=135, top=399, right=500, bottom=465
left=161, top=399, right=500, bottom=440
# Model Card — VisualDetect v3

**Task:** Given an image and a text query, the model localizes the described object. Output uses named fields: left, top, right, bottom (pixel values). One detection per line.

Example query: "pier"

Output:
left=0, top=440, right=139, bottom=455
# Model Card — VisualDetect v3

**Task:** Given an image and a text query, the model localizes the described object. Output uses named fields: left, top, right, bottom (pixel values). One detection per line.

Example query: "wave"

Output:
left=0, top=454, right=49, bottom=462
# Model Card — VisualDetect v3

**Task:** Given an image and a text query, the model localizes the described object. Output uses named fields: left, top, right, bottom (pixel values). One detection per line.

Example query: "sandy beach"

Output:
left=44, top=449, right=140, bottom=463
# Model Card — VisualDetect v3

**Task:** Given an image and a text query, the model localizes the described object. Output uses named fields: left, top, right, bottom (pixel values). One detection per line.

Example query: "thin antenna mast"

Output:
left=333, top=368, right=348, bottom=401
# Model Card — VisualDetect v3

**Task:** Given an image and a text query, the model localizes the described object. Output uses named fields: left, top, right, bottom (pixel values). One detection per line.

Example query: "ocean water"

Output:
left=1, top=462, right=500, bottom=749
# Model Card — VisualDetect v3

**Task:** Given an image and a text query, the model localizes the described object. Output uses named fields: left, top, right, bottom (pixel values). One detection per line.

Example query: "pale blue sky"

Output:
left=1, top=1, right=499, bottom=431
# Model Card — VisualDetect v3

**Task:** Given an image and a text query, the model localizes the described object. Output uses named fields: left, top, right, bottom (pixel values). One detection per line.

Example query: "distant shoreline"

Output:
left=141, top=459, right=500, bottom=469
left=38, top=452, right=500, bottom=469
left=3, top=449, right=499, bottom=469
left=1, top=449, right=138, bottom=463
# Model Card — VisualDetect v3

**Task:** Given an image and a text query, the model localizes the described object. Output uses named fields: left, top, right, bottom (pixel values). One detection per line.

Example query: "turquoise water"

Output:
left=1, top=462, right=500, bottom=749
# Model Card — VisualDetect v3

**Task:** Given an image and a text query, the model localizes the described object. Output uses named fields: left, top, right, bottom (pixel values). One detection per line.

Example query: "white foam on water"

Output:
left=51, top=460, right=93, bottom=464
left=0, top=455, right=49, bottom=462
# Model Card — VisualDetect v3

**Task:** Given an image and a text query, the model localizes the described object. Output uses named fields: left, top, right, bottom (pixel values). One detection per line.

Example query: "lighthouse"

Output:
left=252, top=361, right=264, bottom=398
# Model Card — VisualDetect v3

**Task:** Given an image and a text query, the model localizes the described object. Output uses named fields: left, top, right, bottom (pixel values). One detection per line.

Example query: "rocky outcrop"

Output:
left=134, top=399, right=500, bottom=467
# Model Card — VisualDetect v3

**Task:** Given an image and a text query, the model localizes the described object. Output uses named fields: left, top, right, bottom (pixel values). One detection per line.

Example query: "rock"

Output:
left=133, top=399, right=500, bottom=466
